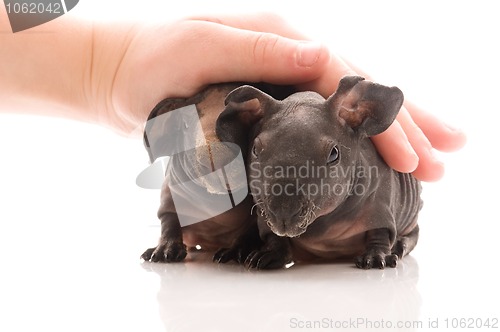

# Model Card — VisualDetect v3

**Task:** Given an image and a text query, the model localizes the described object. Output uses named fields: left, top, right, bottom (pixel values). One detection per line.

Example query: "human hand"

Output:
left=90, top=13, right=466, bottom=181
left=95, top=15, right=330, bottom=134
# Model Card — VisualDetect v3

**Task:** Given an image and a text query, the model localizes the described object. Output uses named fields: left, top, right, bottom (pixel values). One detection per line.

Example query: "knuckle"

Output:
left=251, top=32, right=281, bottom=65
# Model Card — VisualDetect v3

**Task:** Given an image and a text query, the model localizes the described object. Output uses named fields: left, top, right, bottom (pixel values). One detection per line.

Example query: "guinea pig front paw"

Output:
left=244, top=249, right=292, bottom=270
left=141, top=241, right=187, bottom=263
left=213, top=240, right=261, bottom=265
left=213, top=247, right=247, bottom=264
left=355, top=249, right=398, bottom=269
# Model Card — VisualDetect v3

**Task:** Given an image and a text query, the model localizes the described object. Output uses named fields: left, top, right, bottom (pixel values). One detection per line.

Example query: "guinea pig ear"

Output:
left=216, top=85, right=276, bottom=151
left=328, top=76, right=404, bottom=137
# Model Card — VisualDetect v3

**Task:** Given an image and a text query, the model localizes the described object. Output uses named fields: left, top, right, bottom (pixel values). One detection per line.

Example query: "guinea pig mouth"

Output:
left=269, top=223, right=307, bottom=238
left=252, top=199, right=319, bottom=238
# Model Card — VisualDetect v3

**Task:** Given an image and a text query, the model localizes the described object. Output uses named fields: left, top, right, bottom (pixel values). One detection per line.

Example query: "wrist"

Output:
left=86, top=21, right=142, bottom=135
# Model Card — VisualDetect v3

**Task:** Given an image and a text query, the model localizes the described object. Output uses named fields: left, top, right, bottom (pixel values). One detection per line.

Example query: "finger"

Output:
left=397, top=106, right=445, bottom=182
left=404, top=100, right=467, bottom=152
left=371, top=120, right=419, bottom=174
left=198, top=15, right=453, bottom=182
left=185, top=21, right=331, bottom=86
left=341, top=55, right=464, bottom=153
left=190, top=14, right=352, bottom=97
left=340, top=56, right=447, bottom=181
left=297, top=53, right=357, bottom=97
left=188, top=13, right=307, bottom=39
left=125, top=19, right=329, bottom=127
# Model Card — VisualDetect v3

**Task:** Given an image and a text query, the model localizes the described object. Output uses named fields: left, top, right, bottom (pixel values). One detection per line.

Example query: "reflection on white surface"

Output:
left=142, top=252, right=421, bottom=332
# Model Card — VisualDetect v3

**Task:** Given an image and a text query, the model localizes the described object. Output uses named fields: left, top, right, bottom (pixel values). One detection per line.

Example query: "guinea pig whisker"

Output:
left=297, top=201, right=319, bottom=229
left=311, top=202, right=319, bottom=219
left=298, top=208, right=308, bottom=218
left=251, top=198, right=266, bottom=216
left=251, top=202, right=261, bottom=215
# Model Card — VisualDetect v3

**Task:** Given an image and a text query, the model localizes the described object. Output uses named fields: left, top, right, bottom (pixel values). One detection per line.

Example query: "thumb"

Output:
left=112, top=20, right=331, bottom=134
left=191, top=21, right=330, bottom=85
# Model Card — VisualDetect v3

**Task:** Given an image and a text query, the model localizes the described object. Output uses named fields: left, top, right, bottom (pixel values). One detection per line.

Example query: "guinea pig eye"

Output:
left=252, top=137, right=263, bottom=158
left=252, top=144, right=259, bottom=157
left=327, top=146, right=339, bottom=164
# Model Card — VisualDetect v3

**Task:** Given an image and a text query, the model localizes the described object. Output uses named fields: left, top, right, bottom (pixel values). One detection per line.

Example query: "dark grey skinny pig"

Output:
left=215, top=76, right=422, bottom=269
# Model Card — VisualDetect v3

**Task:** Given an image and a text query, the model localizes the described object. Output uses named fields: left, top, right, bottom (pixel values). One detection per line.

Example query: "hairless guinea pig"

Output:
left=214, top=76, right=422, bottom=269
left=141, top=83, right=293, bottom=263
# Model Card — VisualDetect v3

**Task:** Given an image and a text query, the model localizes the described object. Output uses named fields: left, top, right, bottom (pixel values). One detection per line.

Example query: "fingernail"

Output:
left=428, top=148, right=444, bottom=166
left=445, top=123, right=466, bottom=136
left=425, top=148, right=446, bottom=181
left=297, top=41, right=323, bottom=67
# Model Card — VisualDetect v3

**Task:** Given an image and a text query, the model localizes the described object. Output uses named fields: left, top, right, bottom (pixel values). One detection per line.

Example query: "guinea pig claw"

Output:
left=386, top=254, right=399, bottom=268
left=355, top=250, right=398, bottom=270
left=244, top=249, right=289, bottom=270
left=213, top=248, right=235, bottom=264
left=141, top=242, right=187, bottom=263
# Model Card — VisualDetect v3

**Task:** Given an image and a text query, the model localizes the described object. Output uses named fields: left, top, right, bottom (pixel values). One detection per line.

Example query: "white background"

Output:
left=1, top=1, right=499, bottom=331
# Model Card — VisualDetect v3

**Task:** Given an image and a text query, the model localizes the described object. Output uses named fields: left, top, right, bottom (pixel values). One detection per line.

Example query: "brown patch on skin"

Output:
left=191, top=84, right=243, bottom=177
left=196, top=84, right=240, bottom=143
left=143, top=83, right=296, bottom=263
